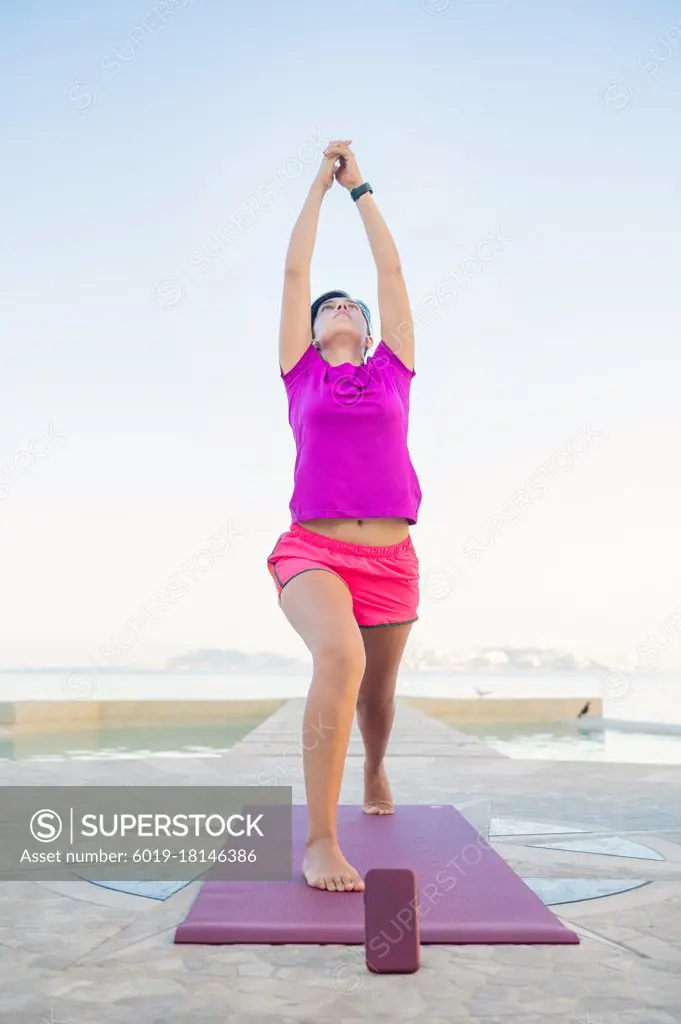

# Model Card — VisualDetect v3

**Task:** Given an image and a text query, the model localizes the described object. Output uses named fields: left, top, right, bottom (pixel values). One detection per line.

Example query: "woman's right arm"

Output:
left=278, top=147, right=345, bottom=376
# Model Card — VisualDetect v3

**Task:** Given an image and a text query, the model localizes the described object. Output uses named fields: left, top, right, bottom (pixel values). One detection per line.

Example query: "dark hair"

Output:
left=311, top=290, right=372, bottom=337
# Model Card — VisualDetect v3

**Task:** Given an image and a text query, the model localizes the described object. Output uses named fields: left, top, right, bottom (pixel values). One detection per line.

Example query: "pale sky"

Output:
left=1, top=0, right=680, bottom=671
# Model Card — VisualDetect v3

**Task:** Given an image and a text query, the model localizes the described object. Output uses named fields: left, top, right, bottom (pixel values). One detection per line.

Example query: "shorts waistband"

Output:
left=290, top=522, right=413, bottom=558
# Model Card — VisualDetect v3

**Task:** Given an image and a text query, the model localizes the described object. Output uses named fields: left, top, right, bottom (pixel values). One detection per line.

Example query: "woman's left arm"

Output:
left=327, top=142, right=414, bottom=371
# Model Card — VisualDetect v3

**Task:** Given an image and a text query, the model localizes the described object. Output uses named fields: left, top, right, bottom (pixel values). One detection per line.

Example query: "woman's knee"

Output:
left=357, top=665, right=399, bottom=706
left=313, top=635, right=366, bottom=682
left=356, top=689, right=396, bottom=714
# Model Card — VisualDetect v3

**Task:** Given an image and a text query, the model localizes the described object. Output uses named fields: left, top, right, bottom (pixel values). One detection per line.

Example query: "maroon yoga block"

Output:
left=364, top=868, right=420, bottom=973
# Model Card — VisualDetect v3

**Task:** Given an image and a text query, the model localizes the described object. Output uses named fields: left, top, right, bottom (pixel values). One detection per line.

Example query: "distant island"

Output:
left=403, top=644, right=612, bottom=675
left=1, top=645, right=617, bottom=675
left=166, top=645, right=611, bottom=675
left=165, top=649, right=307, bottom=675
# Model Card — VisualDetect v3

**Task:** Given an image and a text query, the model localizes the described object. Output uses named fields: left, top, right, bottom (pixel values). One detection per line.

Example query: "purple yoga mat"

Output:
left=174, top=804, right=579, bottom=945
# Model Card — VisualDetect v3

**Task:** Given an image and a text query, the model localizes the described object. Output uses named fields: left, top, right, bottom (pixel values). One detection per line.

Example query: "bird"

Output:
left=474, top=687, right=492, bottom=698
left=577, top=701, right=591, bottom=719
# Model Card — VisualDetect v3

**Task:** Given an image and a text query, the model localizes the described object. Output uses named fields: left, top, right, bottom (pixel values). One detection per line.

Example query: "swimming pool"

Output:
left=457, top=721, right=681, bottom=765
left=5, top=717, right=681, bottom=764
left=0, top=721, right=259, bottom=762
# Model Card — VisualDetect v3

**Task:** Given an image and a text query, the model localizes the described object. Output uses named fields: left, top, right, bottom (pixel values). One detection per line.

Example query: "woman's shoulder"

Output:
left=370, top=339, right=415, bottom=378
left=279, top=343, right=321, bottom=385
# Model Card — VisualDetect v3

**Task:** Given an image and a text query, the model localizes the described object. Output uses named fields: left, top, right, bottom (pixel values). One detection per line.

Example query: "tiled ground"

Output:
left=0, top=698, right=680, bottom=1023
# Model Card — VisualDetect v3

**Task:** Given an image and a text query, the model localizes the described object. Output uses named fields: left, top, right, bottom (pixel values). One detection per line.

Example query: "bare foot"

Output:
left=302, top=838, right=365, bottom=892
left=363, top=762, right=394, bottom=815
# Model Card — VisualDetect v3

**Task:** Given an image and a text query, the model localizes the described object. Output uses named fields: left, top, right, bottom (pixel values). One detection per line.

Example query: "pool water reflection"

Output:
left=457, top=721, right=681, bottom=764
left=0, top=721, right=261, bottom=762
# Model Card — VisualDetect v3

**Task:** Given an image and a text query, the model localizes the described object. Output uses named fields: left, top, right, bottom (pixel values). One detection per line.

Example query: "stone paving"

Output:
left=0, top=698, right=680, bottom=1023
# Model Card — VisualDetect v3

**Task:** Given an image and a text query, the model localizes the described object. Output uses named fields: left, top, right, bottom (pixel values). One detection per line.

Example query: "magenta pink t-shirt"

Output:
left=280, top=340, right=422, bottom=525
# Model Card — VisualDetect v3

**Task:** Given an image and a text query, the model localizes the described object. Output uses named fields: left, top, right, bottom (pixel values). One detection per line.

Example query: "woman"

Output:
left=267, top=140, right=422, bottom=893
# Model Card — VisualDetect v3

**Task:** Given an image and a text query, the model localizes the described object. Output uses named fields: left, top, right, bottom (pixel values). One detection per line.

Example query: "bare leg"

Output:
left=356, top=623, right=413, bottom=814
left=280, top=569, right=366, bottom=892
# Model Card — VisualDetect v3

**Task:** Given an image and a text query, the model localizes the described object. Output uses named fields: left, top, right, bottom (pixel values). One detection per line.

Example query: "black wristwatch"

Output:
left=350, top=182, right=373, bottom=202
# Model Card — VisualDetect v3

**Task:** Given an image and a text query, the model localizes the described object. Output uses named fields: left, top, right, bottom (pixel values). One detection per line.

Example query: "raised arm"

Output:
left=329, top=142, right=414, bottom=372
left=278, top=146, right=347, bottom=376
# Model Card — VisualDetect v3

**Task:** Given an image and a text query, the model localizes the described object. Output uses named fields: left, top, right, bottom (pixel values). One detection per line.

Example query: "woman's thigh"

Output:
left=279, top=568, right=366, bottom=671
left=357, top=622, right=413, bottom=703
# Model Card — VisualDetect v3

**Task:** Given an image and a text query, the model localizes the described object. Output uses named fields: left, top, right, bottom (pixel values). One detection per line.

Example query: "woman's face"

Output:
left=313, top=296, right=368, bottom=344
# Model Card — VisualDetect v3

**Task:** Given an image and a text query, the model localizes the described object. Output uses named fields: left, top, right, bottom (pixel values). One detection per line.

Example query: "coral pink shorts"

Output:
left=267, top=522, right=420, bottom=628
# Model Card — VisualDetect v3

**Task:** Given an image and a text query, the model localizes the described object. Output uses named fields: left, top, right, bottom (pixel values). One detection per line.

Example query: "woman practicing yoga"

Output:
left=267, top=140, right=422, bottom=893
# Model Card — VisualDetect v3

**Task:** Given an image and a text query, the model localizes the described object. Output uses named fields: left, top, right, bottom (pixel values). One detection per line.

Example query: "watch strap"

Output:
left=350, top=182, right=373, bottom=202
